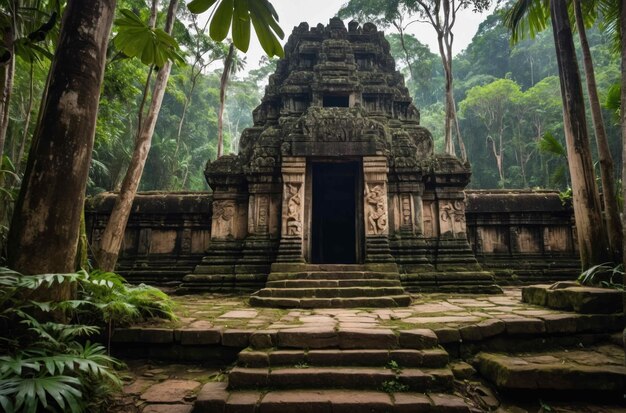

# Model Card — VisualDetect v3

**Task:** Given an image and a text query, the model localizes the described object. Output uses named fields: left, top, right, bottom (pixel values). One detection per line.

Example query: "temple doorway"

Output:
left=311, top=161, right=362, bottom=264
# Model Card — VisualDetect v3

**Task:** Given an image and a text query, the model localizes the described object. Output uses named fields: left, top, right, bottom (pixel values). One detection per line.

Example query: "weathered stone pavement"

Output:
left=110, top=287, right=625, bottom=413
left=114, top=288, right=621, bottom=342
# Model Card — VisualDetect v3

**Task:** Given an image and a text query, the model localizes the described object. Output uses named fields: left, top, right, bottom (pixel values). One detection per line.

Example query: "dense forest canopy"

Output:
left=0, top=1, right=619, bottom=197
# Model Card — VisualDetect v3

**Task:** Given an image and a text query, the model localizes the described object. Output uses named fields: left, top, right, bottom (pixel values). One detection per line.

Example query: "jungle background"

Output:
left=1, top=0, right=620, bottom=194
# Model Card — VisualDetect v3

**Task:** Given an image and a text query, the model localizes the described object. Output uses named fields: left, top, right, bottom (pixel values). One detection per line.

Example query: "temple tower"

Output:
left=181, top=18, right=499, bottom=304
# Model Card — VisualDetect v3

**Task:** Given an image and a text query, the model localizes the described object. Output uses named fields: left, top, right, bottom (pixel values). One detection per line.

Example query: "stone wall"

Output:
left=86, top=192, right=212, bottom=284
left=465, top=190, right=579, bottom=283
left=85, top=190, right=579, bottom=285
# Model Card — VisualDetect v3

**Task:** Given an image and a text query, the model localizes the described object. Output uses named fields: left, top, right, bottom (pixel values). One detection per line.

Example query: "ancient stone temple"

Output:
left=181, top=18, right=499, bottom=305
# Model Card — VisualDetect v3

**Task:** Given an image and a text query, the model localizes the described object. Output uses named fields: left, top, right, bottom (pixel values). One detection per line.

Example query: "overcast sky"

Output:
left=240, top=0, right=498, bottom=70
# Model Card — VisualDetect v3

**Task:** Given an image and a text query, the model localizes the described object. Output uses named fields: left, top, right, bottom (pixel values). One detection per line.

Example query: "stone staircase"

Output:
left=249, top=264, right=412, bottom=308
left=194, top=328, right=472, bottom=412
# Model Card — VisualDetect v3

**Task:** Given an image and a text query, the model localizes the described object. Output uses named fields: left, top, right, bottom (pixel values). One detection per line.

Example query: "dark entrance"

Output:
left=311, top=161, right=361, bottom=263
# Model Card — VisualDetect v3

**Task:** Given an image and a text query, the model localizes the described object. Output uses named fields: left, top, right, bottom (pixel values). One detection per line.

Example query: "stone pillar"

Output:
left=235, top=176, right=281, bottom=285
left=389, top=180, right=432, bottom=271
left=363, top=156, right=394, bottom=263
left=276, top=157, right=306, bottom=262
left=434, top=188, right=482, bottom=271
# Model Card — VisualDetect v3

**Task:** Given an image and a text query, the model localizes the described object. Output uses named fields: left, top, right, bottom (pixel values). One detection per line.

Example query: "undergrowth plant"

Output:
left=577, top=262, right=624, bottom=290
left=0, top=267, right=175, bottom=412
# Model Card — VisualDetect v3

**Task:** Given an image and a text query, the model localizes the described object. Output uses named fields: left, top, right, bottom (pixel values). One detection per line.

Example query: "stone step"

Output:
left=249, top=294, right=412, bottom=308
left=227, top=366, right=454, bottom=392
left=266, top=279, right=402, bottom=288
left=238, top=348, right=449, bottom=368
left=268, top=271, right=401, bottom=281
left=249, top=327, right=439, bottom=350
left=196, top=383, right=472, bottom=413
left=254, top=286, right=407, bottom=298
left=474, top=349, right=626, bottom=393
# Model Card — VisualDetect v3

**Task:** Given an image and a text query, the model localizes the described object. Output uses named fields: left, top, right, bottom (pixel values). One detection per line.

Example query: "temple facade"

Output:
left=181, top=18, right=499, bottom=303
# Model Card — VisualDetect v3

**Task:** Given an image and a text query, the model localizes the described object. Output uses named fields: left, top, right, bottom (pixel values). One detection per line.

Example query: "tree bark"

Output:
left=95, top=0, right=179, bottom=272
left=550, top=0, right=609, bottom=269
left=0, top=20, right=15, bottom=161
left=217, top=43, right=235, bottom=159
left=621, top=0, right=626, bottom=354
left=573, top=0, right=623, bottom=263
left=7, top=0, right=116, bottom=282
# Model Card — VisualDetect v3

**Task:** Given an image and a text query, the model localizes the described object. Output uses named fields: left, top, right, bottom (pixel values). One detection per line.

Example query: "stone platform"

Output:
left=111, top=288, right=625, bottom=413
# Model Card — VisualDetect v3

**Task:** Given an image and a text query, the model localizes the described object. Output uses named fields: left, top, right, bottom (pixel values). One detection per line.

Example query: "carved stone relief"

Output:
left=400, top=194, right=412, bottom=228
left=257, top=195, right=269, bottom=234
left=422, top=200, right=434, bottom=238
left=284, top=183, right=303, bottom=236
left=212, top=200, right=236, bottom=239
left=365, top=183, right=388, bottom=235
left=439, top=200, right=467, bottom=238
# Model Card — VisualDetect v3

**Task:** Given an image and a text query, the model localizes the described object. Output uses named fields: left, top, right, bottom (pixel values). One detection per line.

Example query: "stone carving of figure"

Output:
left=286, top=183, right=302, bottom=236
left=213, top=201, right=236, bottom=238
left=365, top=184, right=387, bottom=234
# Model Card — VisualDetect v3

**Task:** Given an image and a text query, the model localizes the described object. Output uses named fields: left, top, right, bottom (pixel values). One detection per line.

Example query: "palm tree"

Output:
left=571, top=0, right=621, bottom=262
left=505, top=0, right=611, bottom=268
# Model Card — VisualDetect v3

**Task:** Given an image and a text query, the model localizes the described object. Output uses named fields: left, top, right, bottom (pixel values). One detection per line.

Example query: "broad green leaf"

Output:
left=187, top=0, right=219, bottom=13
left=113, top=9, right=183, bottom=67
left=209, top=0, right=234, bottom=41
left=232, top=0, right=251, bottom=52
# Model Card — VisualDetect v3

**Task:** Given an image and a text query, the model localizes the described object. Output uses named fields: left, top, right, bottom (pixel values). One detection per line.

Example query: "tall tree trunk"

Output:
left=14, top=63, right=34, bottom=177
left=550, top=0, right=609, bottom=269
left=0, top=21, right=15, bottom=161
left=7, top=0, right=116, bottom=283
left=217, top=43, right=234, bottom=159
left=437, top=34, right=455, bottom=156
left=95, top=0, right=179, bottom=272
left=620, top=0, right=626, bottom=348
left=573, top=0, right=623, bottom=263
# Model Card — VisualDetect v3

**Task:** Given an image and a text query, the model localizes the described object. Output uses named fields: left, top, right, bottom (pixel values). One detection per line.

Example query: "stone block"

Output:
left=222, top=330, right=251, bottom=348
left=277, top=327, right=339, bottom=349
left=428, top=394, right=470, bottom=412
left=249, top=330, right=277, bottom=349
left=225, top=391, right=262, bottom=413
left=458, top=325, right=482, bottom=342
left=194, top=382, right=228, bottom=413
left=179, top=328, right=222, bottom=345
left=268, top=350, right=307, bottom=366
left=393, top=393, right=431, bottom=413
left=228, top=368, right=269, bottom=389
left=238, top=351, right=269, bottom=368
left=338, top=328, right=397, bottom=349
left=398, top=329, right=438, bottom=348
left=113, top=327, right=174, bottom=344
left=476, top=319, right=505, bottom=338
left=450, top=361, right=476, bottom=380
left=326, top=390, right=393, bottom=413
left=141, top=379, right=200, bottom=403
left=259, top=391, right=332, bottom=413
left=475, top=352, right=626, bottom=391
left=504, top=318, right=545, bottom=335
left=144, top=405, right=192, bottom=413
left=539, top=314, right=579, bottom=333
left=432, top=328, right=461, bottom=344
